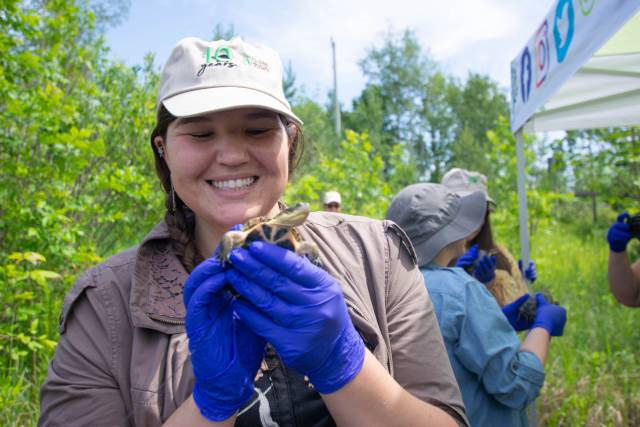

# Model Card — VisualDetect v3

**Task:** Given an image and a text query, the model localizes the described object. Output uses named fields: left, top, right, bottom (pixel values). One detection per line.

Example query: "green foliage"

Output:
left=290, top=96, right=338, bottom=175
left=0, top=1, right=162, bottom=421
left=355, top=28, right=437, bottom=177
left=1, top=4, right=638, bottom=424
left=564, top=127, right=640, bottom=209
left=284, top=130, right=417, bottom=218
left=531, top=225, right=640, bottom=426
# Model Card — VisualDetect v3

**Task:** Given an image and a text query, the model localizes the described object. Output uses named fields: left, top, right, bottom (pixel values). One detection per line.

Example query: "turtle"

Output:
left=516, top=288, right=558, bottom=325
left=218, top=202, right=321, bottom=267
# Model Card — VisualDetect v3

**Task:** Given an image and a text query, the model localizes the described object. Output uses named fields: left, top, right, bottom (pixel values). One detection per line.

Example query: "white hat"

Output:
left=442, top=168, right=496, bottom=209
left=157, top=37, right=302, bottom=125
left=323, top=191, right=342, bottom=205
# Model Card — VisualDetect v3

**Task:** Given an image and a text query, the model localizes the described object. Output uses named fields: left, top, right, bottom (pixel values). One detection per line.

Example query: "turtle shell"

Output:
left=218, top=203, right=321, bottom=266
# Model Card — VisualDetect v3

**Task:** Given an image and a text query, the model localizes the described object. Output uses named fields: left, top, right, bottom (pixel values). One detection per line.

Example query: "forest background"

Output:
left=1, top=1, right=639, bottom=425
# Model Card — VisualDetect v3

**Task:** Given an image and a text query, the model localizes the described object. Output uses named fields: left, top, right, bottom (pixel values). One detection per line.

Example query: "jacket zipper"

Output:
left=148, top=313, right=185, bottom=325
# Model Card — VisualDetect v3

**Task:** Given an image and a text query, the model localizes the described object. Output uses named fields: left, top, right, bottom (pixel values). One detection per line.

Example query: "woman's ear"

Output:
left=286, top=122, right=298, bottom=146
left=154, top=136, right=165, bottom=158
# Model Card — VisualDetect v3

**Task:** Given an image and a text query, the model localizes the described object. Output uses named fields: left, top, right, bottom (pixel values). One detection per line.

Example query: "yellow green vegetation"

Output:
left=1, top=1, right=639, bottom=425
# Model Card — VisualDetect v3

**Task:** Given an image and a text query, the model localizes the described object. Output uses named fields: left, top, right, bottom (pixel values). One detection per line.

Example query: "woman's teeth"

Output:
left=209, top=177, right=256, bottom=190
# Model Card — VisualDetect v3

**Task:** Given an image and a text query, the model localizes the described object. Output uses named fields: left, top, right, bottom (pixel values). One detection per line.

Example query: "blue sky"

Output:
left=105, top=0, right=555, bottom=107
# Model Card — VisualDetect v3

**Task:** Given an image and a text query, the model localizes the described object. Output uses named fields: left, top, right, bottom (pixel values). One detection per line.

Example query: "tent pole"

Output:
left=516, top=127, right=538, bottom=427
left=515, top=128, right=532, bottom=290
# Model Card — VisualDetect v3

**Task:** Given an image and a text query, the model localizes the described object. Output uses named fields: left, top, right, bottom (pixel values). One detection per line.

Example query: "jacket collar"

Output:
left=130, top=221, right=187, bottom=334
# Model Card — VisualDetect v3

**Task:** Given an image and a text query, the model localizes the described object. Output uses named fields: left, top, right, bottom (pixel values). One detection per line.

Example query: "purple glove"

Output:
left=226, top=241, right=365, bottom=394
left=607, top=212, right=632, bottom=253
left=455, top=244, right=479, bottom=269
left=473, top=254, right=497, bottom=284
left=518, top=260, right=537, bottom=282
left=501, top=293, right=532, bottom=331
left=456, top=245, right=496, bottom=284
left=184, top=254, right=266, bottom=421
left=531, top=293, right=567, bottom=337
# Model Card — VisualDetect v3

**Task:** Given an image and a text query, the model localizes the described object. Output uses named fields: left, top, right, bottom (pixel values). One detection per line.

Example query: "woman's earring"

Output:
left=170, top=181, right=176, bottom=214
left=157, top=146, right=164, bottom=158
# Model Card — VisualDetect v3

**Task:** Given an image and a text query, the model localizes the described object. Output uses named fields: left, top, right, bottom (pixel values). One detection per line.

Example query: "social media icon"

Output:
left=535, top=20, right=550, bottom=88
left=554, top=0, right=575, bottom=63
left=579, top=0, right=595, bottom=16
left=520, top=47, right=532, bottom=103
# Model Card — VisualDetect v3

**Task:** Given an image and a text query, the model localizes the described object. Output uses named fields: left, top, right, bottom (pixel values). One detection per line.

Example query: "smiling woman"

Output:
left=39, top=36, right=469, bottom=427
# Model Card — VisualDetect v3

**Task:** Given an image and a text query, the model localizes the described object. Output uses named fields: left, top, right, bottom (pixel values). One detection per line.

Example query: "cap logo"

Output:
left=468, top=176, right=479, bottom=184
left=243, top=54, right=270, bottom=72
left=197, top=46, right=238, bottom=77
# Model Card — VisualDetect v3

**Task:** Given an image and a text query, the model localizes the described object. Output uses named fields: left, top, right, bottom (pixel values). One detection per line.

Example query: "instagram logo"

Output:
left=535, top=20, right=550, bottom=88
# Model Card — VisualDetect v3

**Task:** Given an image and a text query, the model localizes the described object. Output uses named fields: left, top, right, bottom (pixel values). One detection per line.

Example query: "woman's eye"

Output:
left=246, top=128, right=269, bottom=136
left=190, top=132, right=213, bottom=139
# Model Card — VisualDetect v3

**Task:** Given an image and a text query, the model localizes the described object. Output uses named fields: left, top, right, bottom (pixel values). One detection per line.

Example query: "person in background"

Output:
left=323, top=190, right=342, bottom=212
left=39, top=36, right=467, bottom=426
left=607, top=212, right=640, bottom=307
left=442, top=168, right=535, bottom=307
left=386, top=183, right=567, bottom=427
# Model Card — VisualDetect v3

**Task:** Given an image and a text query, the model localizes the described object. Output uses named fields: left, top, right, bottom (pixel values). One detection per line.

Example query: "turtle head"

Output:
left=273, top=202, right=310, bottom=227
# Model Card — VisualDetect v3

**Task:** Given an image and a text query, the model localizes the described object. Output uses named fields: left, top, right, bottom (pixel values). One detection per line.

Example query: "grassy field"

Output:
left=527, top=224, right=640, bottom=426
left=1, top=222, right=639, bottom=426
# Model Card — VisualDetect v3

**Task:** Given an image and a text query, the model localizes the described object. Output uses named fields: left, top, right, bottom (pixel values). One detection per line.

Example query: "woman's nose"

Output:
left=215, top=137, right=250, bottom=166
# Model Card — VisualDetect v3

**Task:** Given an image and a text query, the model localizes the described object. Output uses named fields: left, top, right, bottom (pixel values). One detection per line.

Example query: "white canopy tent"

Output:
left=509, top=1, right=640, bottom=271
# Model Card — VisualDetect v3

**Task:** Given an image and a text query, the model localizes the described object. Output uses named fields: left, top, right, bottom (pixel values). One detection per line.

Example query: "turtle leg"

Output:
left=219, top=231, right=246, bottom=265
left=296, top=242, right=322, bottom=267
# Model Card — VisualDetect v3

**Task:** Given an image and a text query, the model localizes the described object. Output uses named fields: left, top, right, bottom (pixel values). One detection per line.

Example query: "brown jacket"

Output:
left=39, top=212, right=468, bottom=426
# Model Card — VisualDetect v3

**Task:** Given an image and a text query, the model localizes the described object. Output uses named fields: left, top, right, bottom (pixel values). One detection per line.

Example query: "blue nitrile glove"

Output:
left=184, top=253, right=266, bottom=421
left=607, top=212, right=633, bottom=253
left=518, top=259, right=537, bottom=282
left=531, top=293, right=567, bottom=337
left=473, top=254, right=497, bottom=284
left=455, top=244, right=479, bottom=269
left=501, top=293, right=532, bottom=331
left=226, top=241, right=365, bottom=394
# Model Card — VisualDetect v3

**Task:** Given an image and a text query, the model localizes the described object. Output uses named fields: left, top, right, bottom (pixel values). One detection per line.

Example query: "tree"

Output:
left=564, top=127, right=640, bottom=208
left=285, top=130, right=416, bottom=218
left=447, top=73, right=509, bottom=178
left=357, top=28, right=437, bottom=177
left=0, top=2, right=160, bottom=420
left=211, top=22, right=235, bottom=40
left=283, top=60, right=298, bottom=101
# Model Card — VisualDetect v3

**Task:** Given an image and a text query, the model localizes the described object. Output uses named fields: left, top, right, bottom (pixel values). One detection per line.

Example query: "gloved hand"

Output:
left=607, top=212, right=632, bottom=253
left=474, top=253, right=497, bottom=284
left=456, top=244, right=497, bottom=284
left=455, top=244, right=480, bottom=269
left=226, top=241, right=365, bottom=394
left=501, top=293, right=532, bottom=331
left=518, top=260, right=537, bottom=282
left=531, top=293, right=567, bottom=337
left=184, top=253, right=266, bottom=421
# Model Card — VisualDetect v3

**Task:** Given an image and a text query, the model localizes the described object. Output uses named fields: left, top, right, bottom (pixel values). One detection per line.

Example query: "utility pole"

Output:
left=331, top=37, right=341, bottom=136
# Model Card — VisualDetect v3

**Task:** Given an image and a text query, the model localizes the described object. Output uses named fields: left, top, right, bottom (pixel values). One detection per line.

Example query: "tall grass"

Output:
left=529, top=224, right=640, bottom=426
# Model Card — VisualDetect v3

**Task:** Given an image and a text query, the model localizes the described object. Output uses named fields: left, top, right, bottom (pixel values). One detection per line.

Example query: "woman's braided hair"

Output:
left=149, top=105, right=304, bottom=272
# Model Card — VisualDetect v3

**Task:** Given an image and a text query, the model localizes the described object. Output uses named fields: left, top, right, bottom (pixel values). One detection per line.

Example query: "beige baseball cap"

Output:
left=442, top=168, right=496, bottom=210
left=157, top=37, right=302, bottom=125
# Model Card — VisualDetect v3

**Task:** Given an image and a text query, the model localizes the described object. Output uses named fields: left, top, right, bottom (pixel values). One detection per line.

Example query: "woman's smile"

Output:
left=158, top=107, right=290, bottom=245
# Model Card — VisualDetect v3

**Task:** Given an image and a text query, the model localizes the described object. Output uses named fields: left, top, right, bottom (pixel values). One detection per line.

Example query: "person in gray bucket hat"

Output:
left=386, top=183, right=567, bottom=427
left=385, top=183, right=487, bottom=266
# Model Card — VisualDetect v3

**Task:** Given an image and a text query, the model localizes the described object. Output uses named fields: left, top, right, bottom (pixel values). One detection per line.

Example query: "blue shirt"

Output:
left=422, top=265, right=545, bottom=427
